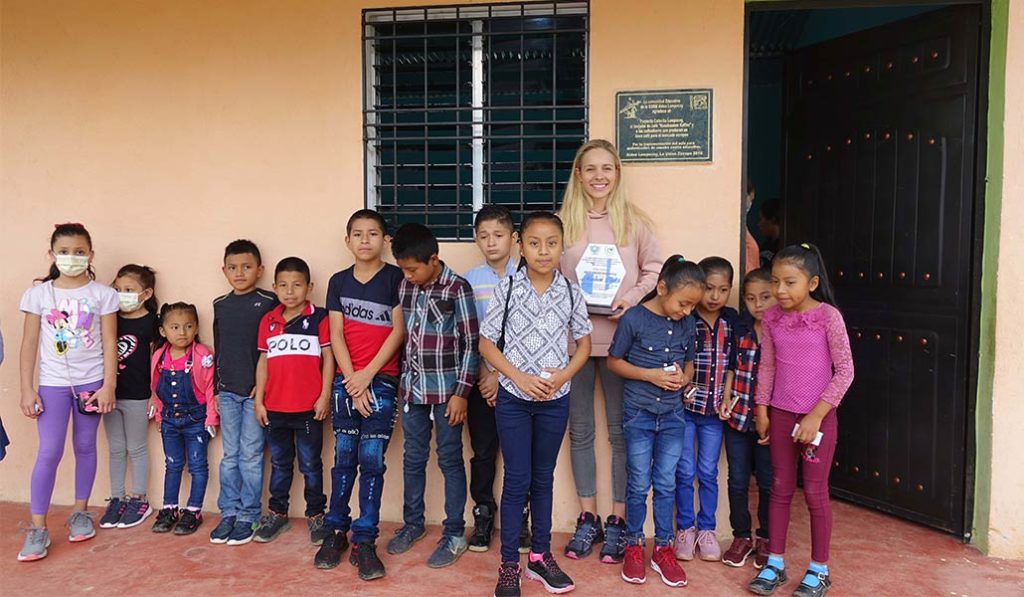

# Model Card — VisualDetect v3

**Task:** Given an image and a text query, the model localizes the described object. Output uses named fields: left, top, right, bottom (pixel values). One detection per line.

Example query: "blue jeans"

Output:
left=400, top=401, right=467, bottom=537
left=623, top=404, right=687, bottom=546
left=724, top=425, right=772, bottom=539
left=326, top=375, right=397, bottom=543
left=217, top=392, right=265, bottom=523
left=495, top=388, right=569, bottom=562
left=266, top=410, right=326, bottom=517
left=676, top=410, right=724, bottom=530
left=160, top=412, right=209, bottom=509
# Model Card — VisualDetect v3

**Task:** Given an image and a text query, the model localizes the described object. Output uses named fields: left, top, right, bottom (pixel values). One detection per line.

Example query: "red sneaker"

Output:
left=753, top=537, right=770, bottom=570
left=621, top=544, right=646, bottom=584
left=722, top=536, right=754, bottom=567
left=651, top=544, right=688, bottom=587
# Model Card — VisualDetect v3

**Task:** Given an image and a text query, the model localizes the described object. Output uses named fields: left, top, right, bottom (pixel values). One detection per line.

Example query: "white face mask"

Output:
left=54, top=254, right=89, bottom=277
left=118, top=292, right=143, bottom=313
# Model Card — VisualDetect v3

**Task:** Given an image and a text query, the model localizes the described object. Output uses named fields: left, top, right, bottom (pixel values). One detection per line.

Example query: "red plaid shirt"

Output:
left=726, top=317, right=760, bottom=433
left=686, top=307, right=738, bottom=416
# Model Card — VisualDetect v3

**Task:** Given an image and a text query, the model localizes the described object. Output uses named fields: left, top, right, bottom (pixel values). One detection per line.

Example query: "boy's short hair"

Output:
left=474, top=205, right=515, bottom=232
left=274, top=256, right=311, bottom=284
left=224, top=239, right=263, bottom=265
left=391, top=223, right=438, bottom=264
left=346, top=209, right=389, bottom=236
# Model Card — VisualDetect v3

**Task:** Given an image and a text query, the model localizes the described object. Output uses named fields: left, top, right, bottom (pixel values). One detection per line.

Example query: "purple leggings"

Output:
left=31, top=382, right=104, bottom=515
left=768, top=406, right=838, bottom=563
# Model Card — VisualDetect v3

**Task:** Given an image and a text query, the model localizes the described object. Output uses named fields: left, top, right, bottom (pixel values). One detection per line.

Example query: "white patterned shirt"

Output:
left=480, top=269, right=593, bottom=401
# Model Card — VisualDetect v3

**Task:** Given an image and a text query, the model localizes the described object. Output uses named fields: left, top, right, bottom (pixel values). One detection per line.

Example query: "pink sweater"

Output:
left=560, top=210, right=662, bottom=357
left=754, top=303, right=854, bottom=414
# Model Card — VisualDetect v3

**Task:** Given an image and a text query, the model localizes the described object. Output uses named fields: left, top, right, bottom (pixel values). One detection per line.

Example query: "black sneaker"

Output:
left=518, top=506, right=531, bottom=554
left=314, top=531, right=348, bottom=569
left=349, top=541, right=386, bottom=581
left=564, top=512, right=604, bottom=559
left=494, top=561, right=522, bottom=597
left=468, top=504, right=495, bottom=552
left=173, top=509, right=203, bottom=535
left=525, top=552, right=575, bottom=593
left=209, top=516, right=237, bottom=544
left=116, top=497, right=153, bottom=529
left=254, top=512, right=291, bottom=543
left=599, top=515, right=627, bottom=563
left=152, top=508, right=179, bottom=533
left=308, top=513, right=332, bottom=546
left=99, top=498, right=126, bottom=529
left=226, top=519, right=257, bottom=546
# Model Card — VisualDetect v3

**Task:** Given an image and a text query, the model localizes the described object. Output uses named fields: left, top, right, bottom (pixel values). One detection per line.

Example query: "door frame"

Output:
left=740, top=0, right=995, bottom=542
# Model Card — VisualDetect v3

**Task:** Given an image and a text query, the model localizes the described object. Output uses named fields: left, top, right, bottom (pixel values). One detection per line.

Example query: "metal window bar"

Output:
left=362, top=0, right=588, bottom=241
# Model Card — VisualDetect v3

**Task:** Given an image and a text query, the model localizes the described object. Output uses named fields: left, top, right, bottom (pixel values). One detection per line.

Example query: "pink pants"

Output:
left=767, top=406, right=837, bottom=562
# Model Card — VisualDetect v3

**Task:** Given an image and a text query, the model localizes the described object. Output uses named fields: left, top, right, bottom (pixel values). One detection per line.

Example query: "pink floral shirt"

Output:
left=754, top=303, right=854, bottom=414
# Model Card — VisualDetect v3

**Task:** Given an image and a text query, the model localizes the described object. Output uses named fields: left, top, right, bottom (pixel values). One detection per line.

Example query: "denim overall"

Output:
left=158, top=347, right=209, bottom=509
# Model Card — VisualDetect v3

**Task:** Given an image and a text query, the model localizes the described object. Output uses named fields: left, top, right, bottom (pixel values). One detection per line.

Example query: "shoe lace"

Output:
left=259, top=513, right=277, bottom=527
left=697, top=531, right=717, bottom=547
left=308, top=514, right=325, bottom=531
left=570, top=518, right=596, bottom=546
left=625, top=545, right=644, bottom=566
left=498, top=563, right=520, bottom=586
left=68, top=511, right=95, bottom=528
left=17, top=522, right=47, bottom=543
left=396, top=525, right=420, bottom=541
left=540, top=552, right=564, bottom=575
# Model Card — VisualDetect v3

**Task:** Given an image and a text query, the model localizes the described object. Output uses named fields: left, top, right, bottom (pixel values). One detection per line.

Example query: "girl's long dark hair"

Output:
left=641, top=254, right=705, bottom=303
left=517, top=211, right=564, bottom=271
left=36, top=223, right=96, bottom=283
left=155, top=302, right=201, bottom=350
left=114, top=264, right=159, bottom=314
left=772, top=243, right=837, bottom=306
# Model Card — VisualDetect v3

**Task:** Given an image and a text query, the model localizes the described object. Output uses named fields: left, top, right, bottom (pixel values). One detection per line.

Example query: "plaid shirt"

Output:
left=726, top=316, right=759, bottom=433
left=399, top=263, right=479, bottom=405
left=686, top=307, right=738, bottom=416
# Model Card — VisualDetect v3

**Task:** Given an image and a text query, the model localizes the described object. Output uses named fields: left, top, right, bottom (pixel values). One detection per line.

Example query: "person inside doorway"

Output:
left=756, top=199, right=782, bottom=269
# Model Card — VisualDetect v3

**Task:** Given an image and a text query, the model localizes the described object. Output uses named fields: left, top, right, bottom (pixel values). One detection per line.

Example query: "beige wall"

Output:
left=0, top=0, right=742, bottom=533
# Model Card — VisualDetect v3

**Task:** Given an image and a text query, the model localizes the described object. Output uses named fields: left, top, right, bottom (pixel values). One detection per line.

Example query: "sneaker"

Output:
left=173, top=509, right=203, bottom=535
left=652, top=544, right=688, bottom=587
left=748, top=565, right=788, bottom=596
left=697, top=529, right=721, bottom=561
left=673, top=526, right=697, bottom=561
left=525, top=552, right=575, bottom=594
left=67, top=510, right=96, bottom=542
left=209, top=516, right=237, bottom=544
left=226, top=519, right=258, bottom=546
left=427, top=535, right=468, bottom=569
left=564, top=512, right=603, bottom=559
left=254, top=512, right=291, bottom=543
left=116, top=498, right=153, bottom=529
left=753, top=537, right=770, bottom=569
left=386, top=524, right=426, bottom=555
left=518, top=507, right=531, bottom=554
left=308, top=513, right=332, bottom=546
left=494, top=561, right=522, bottom=597
left=600, top=515, right=627, bottom=563
left=314, top=531, right=348, bottom=569
left=99, top=498, right=126, bottom=529
left=792, top=570, right=831, bottom=597
left=16, top=526, right=50, bottom=562
left=621, top=544, right=646, bottom=584
left=468, top=503, right=495, bottom=552
left=350, top=541, right=386, bottom=580
left=152, top=507, right=179, bottom=533
left=722, top=536, right=754, bottom=567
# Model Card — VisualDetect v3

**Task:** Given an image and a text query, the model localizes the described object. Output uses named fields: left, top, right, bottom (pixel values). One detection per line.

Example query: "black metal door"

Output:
left=781, top=5, right=980, bottom=535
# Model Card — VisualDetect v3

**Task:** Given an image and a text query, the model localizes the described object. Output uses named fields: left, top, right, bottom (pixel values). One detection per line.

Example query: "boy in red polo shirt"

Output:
left=252, top=257, right=334, bottom=545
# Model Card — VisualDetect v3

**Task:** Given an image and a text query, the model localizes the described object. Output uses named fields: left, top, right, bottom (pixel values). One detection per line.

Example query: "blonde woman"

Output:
left=559, top=140, right=662, bottom=563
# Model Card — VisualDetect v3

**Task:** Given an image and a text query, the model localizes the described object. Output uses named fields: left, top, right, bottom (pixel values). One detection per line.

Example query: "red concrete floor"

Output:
left=1, top=497, right=1022, bottom=596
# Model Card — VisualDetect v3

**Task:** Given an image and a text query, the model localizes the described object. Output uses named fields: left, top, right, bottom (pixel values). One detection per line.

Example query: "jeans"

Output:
left=327, top=375, right=397, bottom=543
left=400, top=401, right=467, bottom=537
left=161, top=411, right=209, bottom=509
left=676, top=410, right=725, bottom=531
left=266, top=410, right=326, bottom=517
left=569, top=357, right=627, bottom=503
left=217, top=391, right=265, bottom=523
left=104, top=399, right=150, bottom=498
left=467, top=382, right=499, bottom=509
left=495, top=388, right=570, bottom=562
left=624, top=404, right=687, bottom=546
left=724, top=425, right=772, bottom=539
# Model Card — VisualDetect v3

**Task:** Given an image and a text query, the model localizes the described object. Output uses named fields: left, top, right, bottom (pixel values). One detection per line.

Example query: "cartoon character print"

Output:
left=45, top=298, right=96, bottom=356
left=117, top=334, right=139, bottom=370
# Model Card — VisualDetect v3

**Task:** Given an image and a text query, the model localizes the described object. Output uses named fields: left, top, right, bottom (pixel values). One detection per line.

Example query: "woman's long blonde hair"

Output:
left=559, top=139, right=652, bottom=246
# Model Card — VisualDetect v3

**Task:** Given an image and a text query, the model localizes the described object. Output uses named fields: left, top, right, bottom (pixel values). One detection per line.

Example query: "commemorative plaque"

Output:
left=615, top=89, right=713, bottom=163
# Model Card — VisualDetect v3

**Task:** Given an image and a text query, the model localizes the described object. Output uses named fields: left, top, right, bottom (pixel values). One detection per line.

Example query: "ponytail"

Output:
left=773, top=243, right=836, bottom=306
left=641, top=254, right=706, bottom=303
left=114, top=264, right=159, bottom=315
left=36, top=223, right=96, bottom=283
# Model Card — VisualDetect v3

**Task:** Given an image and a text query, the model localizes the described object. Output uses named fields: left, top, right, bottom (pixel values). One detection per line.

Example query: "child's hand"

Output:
left=343, top=370, right=373, bottom=400
left=645, top=367, right=683, bottom=392
left=513, top=372, right=554, bottom=401
left=794, top=413, right=823, bottom=444
left=352, top=388, right=373, bottom=418
left=718, top=398, right=733, bottom=421
left=314, top=394, right=330, bottom=421
left=607, top=299, right=629, bottom=321
left=445, top=395, right=468, bottom=426
left=479, top=371, right=499, bottom=402
left=94, top=386, right=116, bottom=414
left=20, top=389, right=43, bottom=418
left=206, top=425, right=218, bottom=439
left=255, top=401, right=269, bottom=427
left=542, top=368, right=568, bottom=399
left=755, top=406, right=770, bottom=445
left=147, top=399, right=157, bottom=419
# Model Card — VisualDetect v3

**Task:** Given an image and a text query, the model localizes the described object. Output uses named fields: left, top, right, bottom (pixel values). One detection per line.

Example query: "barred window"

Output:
left=363, top=1, right=589, bottom=241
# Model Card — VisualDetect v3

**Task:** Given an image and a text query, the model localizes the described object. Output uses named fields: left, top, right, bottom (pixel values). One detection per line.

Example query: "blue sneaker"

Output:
left=227, top=519, right=257, bottom=546
left=386, top=525, right=426, bottom=555
left=209, top=516, right=236, bottom=544
left=564, top=512, right=604, bottom=559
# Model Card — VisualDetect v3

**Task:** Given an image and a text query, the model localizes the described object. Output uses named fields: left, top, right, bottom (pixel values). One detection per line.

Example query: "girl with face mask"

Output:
left=17, top=223, right=120, bottom=561
left=98, top=265, right=159, bottom=531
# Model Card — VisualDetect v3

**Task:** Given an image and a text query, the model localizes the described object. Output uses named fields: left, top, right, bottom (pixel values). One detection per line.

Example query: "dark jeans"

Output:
left=495, top=387, right=570, bottom=562
left=724, top=425, right=772, bottom=539
left=400, top=401, right=467, bottom=537
left=265, top=410, right=326, bottom=517
left=160, top=410, right=209, bottom=509
left=326, top=375, right=398, bottom=543
left=467, top=382, right=499, bottom=509
left=624, top=404, right=687, bottom=546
